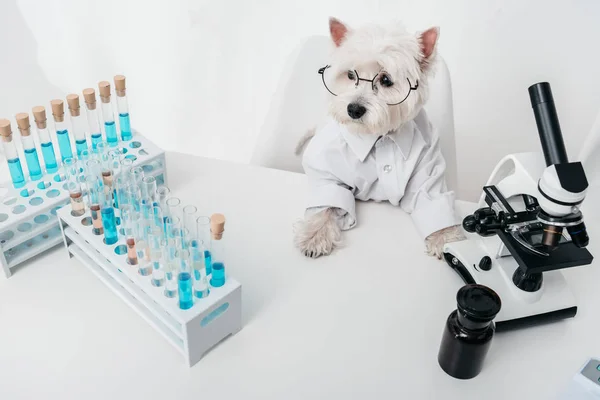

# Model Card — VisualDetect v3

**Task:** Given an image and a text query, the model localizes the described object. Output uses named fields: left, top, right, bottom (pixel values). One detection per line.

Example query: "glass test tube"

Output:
left=67, top=94, right=89, bottom=156
left=163, top=240, right=178, bottom=298
left=32, top=106, right=58, bottom=174
left=15, top=113, right=42, bottom=181
left=148, top=227, right=165, bottom=287
left=98, top=81, right=118, bottom=147
left=141, top=175, right=157, bottom=203
left=65, top=159, right=85, bottom=217
left=50, top=99, right=73, bottom=162
left=166, top=197, right=182, bottom=221
left=152, top=204, right=164, bottom=235
left=136, top=210, right=152, bottom=275
left=209, top=213, right=226, bottom=287
left=96, top=142, right=114, bottom=191
left=114, top=75, right=132, bottom=141
left=177, top=249, right=193, bottom=310
left=86, top=175, right=104, bottom=235
left=83, top=88, right=103, bottom=150
left=120, top=205, right=138, bottom=266
left=128, top=165, right=144, bottom=188
left=191, top=217, right=210, bottom=298
left=197, top=215, right=212, bottom=275
left=156, top=186, right=170, bottom=209
left=100, top=189, right=118, bottom=245
left=0, top=120, right=25, bottom=188
left=182, top=205, right=197, bottom=248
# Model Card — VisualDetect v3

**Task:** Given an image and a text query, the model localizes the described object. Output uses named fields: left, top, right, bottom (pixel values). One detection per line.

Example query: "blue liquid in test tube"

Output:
left=178, top=272, right=193, bottom=309
left=105, top=121, right=118, bottom=147
left=41, top=142, right=58, bottom=173
left=56, top=129, right=73, bottom=161
left=101, top=207, right=118, bottom=245
left=210, top=262, right=225, bottom=287
left=75, top=139, right=88, bottom=156
left=204, top=250, right=212, bottom=275
left=119, top=113, right=132, bottom=141
left=7, top=158, right=25, bottom=188
left=91, top=133, right=102, bottom=149
left=24, top=148, right=42, bottom=180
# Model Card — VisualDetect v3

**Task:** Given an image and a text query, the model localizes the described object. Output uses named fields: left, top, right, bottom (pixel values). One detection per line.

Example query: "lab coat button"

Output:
left=383, top=165, right=392, bottom=173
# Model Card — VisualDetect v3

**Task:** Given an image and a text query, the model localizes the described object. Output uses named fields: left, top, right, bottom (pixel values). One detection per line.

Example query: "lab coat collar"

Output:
left=339, top=121, right=414, bottom=162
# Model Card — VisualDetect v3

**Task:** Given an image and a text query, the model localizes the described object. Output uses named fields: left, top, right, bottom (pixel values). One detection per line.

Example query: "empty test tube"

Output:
left=166, top=197, right=182, bottom=220
left=163, top=240, right=178, bottom=298
left=156, top=186, right=170, bottom=211
left=182, top=205, right=197, bottom=248
left=98, top=81, right=118, bottom=147
left=177, top=249, right=194, bottom=310
left=209, top=213, right=226, bottom=287
left=136, top=211, right=152, bottom=275
left=120, top=205, right=138, bottom=266
left=15, top=113, right=42, bottom=181
left=51, top=99, right=74, bottom=161
left=86, top=176, right=104, bottom=235
left=114, top=75, right=132, bottom=141
left=148, top=227, right=165, bottom=287
left=67, top=94, right=89, bottom=155
left=197, top=216, right=212, bottom=275
left=32, top=106, right=58, bottom=173
left=141, top=175, right=157, bottom=204
left=83, top=88, right=103, bottom=150
left=0, top=119, right=25, bottom=188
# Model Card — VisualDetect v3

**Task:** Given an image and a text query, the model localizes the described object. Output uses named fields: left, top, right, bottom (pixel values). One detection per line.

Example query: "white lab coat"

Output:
left=302, top=109, right=458, bottom=239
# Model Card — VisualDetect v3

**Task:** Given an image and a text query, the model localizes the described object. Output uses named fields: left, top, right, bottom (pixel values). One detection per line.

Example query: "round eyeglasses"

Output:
left=318, top=65, right=419, bottom=106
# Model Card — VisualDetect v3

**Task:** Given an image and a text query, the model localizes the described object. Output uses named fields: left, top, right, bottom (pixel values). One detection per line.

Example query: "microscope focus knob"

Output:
left=462, top=215, right=478, bottom=233
left=478, top=256, right=492, bottom=271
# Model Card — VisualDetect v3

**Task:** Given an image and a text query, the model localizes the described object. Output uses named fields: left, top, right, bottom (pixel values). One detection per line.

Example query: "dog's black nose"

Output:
left=347, top=103, right=366, bottom=119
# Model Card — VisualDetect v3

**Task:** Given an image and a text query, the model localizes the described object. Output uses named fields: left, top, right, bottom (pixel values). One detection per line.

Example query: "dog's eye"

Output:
left=380, top=74, right=394, bottom=87
left=347, top=71, right=356, bottom=81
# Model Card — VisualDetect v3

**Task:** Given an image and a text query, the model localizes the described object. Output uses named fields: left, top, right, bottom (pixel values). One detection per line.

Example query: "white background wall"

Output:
left=1, top=0, right=599, bottom=200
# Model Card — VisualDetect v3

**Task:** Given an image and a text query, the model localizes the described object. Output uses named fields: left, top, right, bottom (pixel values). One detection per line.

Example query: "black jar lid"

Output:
left=456, top=284, right=501, bottom=323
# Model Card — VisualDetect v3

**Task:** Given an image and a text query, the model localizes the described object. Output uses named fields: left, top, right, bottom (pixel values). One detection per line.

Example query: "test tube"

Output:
left=177, top=249, right=193, bottom=310
left=141, top=175, right=157, bottom=203
left=166, top=197, right=182, bottom=221
left=182, top=205, right=197, bottom=248
left=66, top=94, right=89, bottom=156
left=136, top=212, right=152, bottom=275
left=197, top=216, right=212, bottom=275
left=148, top=227, right=165, bottom=287
left=209, top=213, right=226, bottom=287
left=190, top=229, right=210, bottom=299
left=163, top=240, right=178, bottom=298
left=128, top=165, right=144, bottom=189
left=86, top=176, right=104, bottom=235
left=156, top=186, right=170, bottom=210
left=121, top=205, right=138, bottom=266
left=31, top=106, right=58, bottom=174
left=98, top=81, right=118, bottom=147
left=15, top=113, right=42, bottom=181
left=97, top=143, right=114, bottom=190
left=66, top=161, right=85, bottom=217
left=83, top=88, right=103, bottom=150
left=152, top=204, right=164, bottom=234
left=114, top=75, right=132, bottom=141
left=100, top=189, right=118, bottom=245
left=0, top=119, right=25, bottom=188
left=78, top=149, right=92, bottom=184
left=51, top=99, right=74, bottom=162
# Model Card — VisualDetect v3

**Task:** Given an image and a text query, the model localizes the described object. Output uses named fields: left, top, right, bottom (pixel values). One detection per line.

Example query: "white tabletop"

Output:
left=0, top=153, right=598, bottom=400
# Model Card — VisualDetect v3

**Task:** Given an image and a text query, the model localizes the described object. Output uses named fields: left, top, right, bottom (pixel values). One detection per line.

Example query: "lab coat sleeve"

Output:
left=302, top=149, right=356, bottom=231
left=400, top=128, right=458, bottom=239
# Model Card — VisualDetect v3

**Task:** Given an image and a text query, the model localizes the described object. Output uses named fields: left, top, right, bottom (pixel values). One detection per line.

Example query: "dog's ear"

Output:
left=418, top=27, right=439, bottom=70
left=329, top=17, right=349, bottom=47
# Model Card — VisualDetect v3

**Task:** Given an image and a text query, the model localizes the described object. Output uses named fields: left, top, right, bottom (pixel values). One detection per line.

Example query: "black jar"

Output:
left=437, top=284, right=502, bottom=379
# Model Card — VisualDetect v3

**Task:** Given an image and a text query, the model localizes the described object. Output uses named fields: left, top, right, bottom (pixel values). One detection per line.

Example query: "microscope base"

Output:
left=443, top=239, right=578, bottom=331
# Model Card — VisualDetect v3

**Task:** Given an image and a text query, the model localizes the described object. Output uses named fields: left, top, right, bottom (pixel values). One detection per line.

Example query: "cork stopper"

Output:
left=210, top=213, right=226, bottom=240
left=66, top=94, right=81, bottom=117
left=0, top=119, right=12, bottom=139
left=98, top=81, right=111, bottom=103
left=15, top=113, right=31, bottom=136
left=32, top=106, right=47, bottom=129
left=51, top=99, right=65, bottom=122
left=83, top=88, right=97, bottom=110
left=114, top=75, right=126, bottom=97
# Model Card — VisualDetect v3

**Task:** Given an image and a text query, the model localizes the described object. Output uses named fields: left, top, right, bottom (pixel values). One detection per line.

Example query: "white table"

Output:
left=0, top=153, right=598, bottom=399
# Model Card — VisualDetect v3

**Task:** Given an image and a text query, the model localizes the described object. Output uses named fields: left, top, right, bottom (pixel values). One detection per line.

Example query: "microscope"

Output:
left=443, top=82, right=593, bottom=331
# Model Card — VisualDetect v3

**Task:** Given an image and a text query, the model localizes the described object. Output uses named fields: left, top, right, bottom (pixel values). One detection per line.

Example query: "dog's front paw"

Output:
left=294, top=208, right=342, bottom=258
left=425, top=225, right=466, bottom=259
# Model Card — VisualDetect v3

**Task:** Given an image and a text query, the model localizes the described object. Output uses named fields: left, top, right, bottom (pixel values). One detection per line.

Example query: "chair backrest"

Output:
left=251, top=53, right=459, bottom=193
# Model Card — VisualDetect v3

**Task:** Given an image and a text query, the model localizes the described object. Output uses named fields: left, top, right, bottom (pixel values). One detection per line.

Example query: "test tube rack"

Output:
left=0, top=133, right=166, bottom=278
left=57, top=207, right=242, bottom=367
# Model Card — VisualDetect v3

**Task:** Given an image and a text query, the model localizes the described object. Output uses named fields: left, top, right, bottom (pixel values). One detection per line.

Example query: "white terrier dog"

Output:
left=294, top=18, right=464, bottom=259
